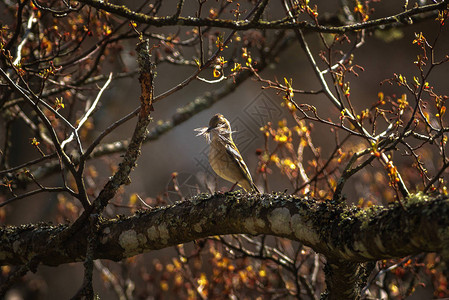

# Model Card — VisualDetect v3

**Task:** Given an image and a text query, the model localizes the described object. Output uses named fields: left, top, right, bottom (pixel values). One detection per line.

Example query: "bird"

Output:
left=195, top=113, right=259, bottom=193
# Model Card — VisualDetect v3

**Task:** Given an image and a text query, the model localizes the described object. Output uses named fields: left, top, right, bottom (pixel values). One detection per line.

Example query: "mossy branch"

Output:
left=1, top=192, right=448, bottom=266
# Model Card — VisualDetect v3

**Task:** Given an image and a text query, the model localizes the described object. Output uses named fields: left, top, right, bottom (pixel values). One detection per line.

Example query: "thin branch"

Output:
left=61, top=72, right=113, bottom=152
left=13, top=11, right=37, bottom=66
left=424, top=159, right=449, bottom=193
left=75, top=0, right=447, bottom=33
left=0, top=186, right=70, bottom=208
left=0, top=68, right=77, bottom=176
left=152, top=0, right=266, bottom=104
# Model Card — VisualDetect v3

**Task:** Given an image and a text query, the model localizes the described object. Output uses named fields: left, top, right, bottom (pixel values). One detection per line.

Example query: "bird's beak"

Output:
left=206, top=126, right=213, bottom=133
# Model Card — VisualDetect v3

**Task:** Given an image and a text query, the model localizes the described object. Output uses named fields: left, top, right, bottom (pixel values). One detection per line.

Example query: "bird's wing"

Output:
left=225, top=143, right=253, bottom=181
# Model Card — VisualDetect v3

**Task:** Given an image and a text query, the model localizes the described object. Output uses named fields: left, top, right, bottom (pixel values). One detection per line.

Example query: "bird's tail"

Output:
left=240, top=180, right=260, bottom=193
left=251, top=181, right=260, bottom=193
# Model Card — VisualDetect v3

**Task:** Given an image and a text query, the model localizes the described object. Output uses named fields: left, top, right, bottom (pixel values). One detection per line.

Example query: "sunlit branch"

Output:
left=13, top=11, right=37, bottom=66
left=60, top=72, right=113, bottom=152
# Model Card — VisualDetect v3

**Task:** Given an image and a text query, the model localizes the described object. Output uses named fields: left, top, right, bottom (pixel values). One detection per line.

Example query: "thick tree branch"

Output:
left=323, top=260, right=374, bottom=300
left=1, top=193, right=448, bottom=267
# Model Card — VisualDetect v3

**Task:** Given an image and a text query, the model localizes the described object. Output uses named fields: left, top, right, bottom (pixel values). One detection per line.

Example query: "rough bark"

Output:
left=2, top=192, right=449, bottom=298
left=323, top=260, right=375, bottom=300
left=1, top=193, right=448, bottom=263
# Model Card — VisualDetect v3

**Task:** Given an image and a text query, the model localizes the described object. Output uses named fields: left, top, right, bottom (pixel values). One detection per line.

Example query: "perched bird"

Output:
left=195, top=114, right=259, bottom=192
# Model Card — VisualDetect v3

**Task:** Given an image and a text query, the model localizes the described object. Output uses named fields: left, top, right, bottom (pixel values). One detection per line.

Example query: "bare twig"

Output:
left=61, top=72, right=113, bottom=152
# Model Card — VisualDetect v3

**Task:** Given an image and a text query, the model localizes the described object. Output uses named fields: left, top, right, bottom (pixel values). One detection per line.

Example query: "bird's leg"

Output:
left=229, top=182, right=238, bottom=192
